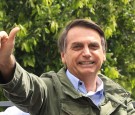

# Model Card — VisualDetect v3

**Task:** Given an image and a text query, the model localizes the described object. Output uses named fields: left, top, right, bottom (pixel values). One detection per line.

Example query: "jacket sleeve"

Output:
left=0, top=62, right=47, bottom=114
left=127, top=97, right=135, bottom=115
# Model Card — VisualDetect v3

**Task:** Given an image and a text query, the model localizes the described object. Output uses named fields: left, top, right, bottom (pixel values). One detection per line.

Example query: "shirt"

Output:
left=0, top=106, right=29, bottom=115
left=66, top=69, right=104, bottom=106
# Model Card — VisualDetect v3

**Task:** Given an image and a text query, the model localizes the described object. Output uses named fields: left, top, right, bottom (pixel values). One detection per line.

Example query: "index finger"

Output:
left=0, top=31, right=8, bottom=48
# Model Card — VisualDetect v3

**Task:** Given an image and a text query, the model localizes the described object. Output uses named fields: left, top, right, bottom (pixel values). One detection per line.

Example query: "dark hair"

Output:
left=57, top=19, right=106, bottom=52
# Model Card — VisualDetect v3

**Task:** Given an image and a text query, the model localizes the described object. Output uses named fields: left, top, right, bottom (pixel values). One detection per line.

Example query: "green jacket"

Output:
left=1, top=63, right=135, bottom=115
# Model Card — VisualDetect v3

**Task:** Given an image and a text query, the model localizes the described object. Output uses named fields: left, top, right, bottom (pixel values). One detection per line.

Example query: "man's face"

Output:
left=61, top=26, right=106, bottom=79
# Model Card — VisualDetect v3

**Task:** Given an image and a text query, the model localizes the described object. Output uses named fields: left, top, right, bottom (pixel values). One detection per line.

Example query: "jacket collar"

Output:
left=99, top=74, right=130, bottom=103
left=57, top=68, right=130, bottom=103
left=57, top=68, right=83, bottom=99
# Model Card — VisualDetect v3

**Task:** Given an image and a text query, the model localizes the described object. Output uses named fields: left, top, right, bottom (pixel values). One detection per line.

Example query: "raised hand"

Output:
left=0, top=27, right=20, bottom=79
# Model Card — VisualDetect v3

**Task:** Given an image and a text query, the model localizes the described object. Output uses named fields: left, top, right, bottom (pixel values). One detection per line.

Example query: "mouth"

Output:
left=78, top=61, right=95, bottom=65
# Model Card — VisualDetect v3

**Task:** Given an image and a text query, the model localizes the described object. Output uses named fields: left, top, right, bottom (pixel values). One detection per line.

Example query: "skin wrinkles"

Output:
left=61, top=26, right=106, bottom=92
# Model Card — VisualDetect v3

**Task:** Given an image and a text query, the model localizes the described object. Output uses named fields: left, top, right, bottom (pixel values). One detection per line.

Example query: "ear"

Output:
left=103, top=53, right=106, bottom=62
left=60, top=52, right=66, bottom=64
left=103, top=55, right=106, bottom=62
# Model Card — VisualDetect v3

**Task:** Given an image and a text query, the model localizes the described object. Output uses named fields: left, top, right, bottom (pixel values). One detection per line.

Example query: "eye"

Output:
left=89, top=43, right=100, bottom=50
left=71, top=43, right=83, bottom=51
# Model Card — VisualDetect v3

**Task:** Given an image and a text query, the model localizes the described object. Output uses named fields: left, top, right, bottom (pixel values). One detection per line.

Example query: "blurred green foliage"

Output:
left=0, top=0, right=135, bottom=110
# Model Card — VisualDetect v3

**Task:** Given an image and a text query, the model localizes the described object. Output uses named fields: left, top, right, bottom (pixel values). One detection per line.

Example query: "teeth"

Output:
left=80, top=61, right=94, bottom=65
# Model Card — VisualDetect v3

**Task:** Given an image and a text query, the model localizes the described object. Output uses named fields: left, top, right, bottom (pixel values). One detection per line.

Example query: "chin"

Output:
left=81, top=70, right=95, bottom=75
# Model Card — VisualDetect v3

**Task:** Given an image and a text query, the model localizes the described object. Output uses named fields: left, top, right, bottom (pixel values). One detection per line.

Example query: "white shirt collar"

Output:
left=66, top=69, right=104, bottom=95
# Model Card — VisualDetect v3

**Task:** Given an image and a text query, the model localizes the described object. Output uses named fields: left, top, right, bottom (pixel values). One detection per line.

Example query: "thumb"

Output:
left=9, top=27, right=20, bottom=41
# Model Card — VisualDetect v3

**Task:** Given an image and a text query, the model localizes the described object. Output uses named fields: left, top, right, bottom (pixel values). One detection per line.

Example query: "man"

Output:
left=0, top=19, right=135, bottom=115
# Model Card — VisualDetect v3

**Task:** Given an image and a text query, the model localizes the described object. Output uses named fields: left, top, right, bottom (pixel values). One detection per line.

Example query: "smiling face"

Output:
left=61, top=26, right=106, bottom=79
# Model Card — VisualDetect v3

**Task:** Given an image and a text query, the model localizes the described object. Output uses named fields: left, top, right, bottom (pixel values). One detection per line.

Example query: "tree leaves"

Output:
left=50, top=21, right=58, bottom=33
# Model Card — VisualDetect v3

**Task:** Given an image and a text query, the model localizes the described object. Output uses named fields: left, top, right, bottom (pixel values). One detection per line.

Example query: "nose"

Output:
left=82, top=46, right=91, bottom=57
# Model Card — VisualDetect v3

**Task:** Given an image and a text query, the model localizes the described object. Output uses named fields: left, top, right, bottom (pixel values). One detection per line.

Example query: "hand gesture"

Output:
left=0, top=27, right=20, bottom=60
left=0, top=27, right=20, bottom=78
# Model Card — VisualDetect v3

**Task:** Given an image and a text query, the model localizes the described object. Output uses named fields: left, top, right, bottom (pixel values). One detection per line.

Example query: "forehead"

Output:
left=66, top=26, right=101, bottom=44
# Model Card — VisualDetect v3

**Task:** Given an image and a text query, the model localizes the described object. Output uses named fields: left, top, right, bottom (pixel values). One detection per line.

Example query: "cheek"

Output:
left=61, top=53, right=71, bottom=65
left=61, top=51, right=81, bottom=65
left=94, top=51, right=105, bottom=62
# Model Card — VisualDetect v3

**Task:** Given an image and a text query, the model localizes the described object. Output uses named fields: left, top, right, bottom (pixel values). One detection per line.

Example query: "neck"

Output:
left=78, top=73, right=98, bottom=92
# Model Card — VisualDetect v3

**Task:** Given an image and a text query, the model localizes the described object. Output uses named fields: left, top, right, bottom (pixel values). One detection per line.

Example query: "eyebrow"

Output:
left=71, top=41, right=100, bottom=45
left=71, top=42, right=82, bottom=45
left=89, top=41, right=100, bottom=46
